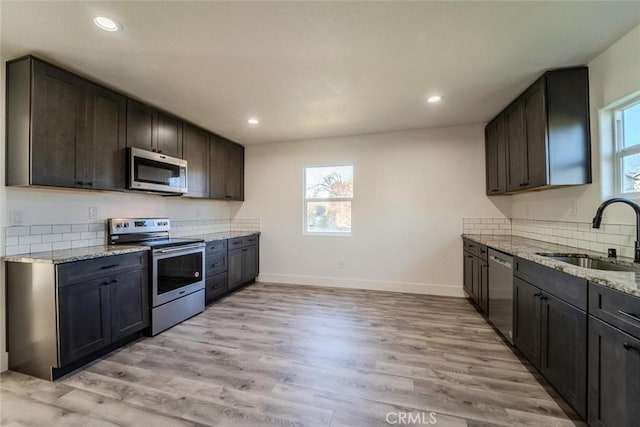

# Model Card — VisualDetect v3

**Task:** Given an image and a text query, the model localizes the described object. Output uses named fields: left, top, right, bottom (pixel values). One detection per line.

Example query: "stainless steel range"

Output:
left=108, top=218, right=205, bottom=335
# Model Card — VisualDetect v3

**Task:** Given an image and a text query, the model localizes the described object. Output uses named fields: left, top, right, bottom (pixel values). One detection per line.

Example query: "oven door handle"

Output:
left=153, top=243, right=205, bottom=255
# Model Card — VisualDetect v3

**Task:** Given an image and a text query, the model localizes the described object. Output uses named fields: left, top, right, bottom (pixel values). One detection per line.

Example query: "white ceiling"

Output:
left=2, top=1, right=640, bottom=145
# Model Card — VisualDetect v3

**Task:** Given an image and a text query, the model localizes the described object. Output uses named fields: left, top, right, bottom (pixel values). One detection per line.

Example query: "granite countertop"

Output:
left=2, top=231, right=261, bottom=264
left=3, top=245, right=150, bottom=265
left=186, top=231, right=260, bottom=243
left=463, top=234, right=640, bottom=297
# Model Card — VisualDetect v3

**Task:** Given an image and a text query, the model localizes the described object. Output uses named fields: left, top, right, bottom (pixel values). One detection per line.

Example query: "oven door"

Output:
left=152, top=244, right=205, bottom=307
left=129, top=147, right=188, bottom=194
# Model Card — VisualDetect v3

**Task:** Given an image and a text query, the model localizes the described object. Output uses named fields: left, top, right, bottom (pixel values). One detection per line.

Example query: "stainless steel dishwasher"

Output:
left=488, top=248, right=513, bottom=344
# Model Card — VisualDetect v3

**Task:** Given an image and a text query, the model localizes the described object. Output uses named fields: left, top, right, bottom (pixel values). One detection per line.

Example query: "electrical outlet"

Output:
left=338, top=261, right=345, bottom=269
left=88, top=207, right=98, bottom=220
left=9, top=211, right=23, bottom=225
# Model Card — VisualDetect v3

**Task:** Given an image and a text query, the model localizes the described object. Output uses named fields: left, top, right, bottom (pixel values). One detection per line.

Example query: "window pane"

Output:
left=306, top=201, right=351, bottom=233
left=305, top=166, right=353, bottom=198
left=623, top=102, right=640, bottom=148
left=621, top=152, right=640, bottom=193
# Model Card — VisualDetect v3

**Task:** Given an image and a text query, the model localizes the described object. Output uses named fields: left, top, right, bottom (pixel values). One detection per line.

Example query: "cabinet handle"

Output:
left=211, top=263, right=222, bottom=268
left=225, top=195, right=232, bottom=199
left=623, top=342, right=635, bottom=351
left=100, top=264, right=120, bottom=269
left=111, top=279, right=119, bottom=283
left=84, top=182, right=93, bottom=187
left=533, top=293, right=543, bottom=298
left=75, top=180, right=83, bottom=185
left=540, top=295, right=548, bottom=301
left=242, top=248, right=248, bottom=252
left=491, top=188, right=500, bottom=192
left=618, top=310, right=640, bottom=324
left=519, top=182, right=529, bottom=187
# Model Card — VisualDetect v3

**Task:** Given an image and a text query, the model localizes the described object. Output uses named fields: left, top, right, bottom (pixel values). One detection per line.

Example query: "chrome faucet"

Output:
left=592, top=197, right=640, bottom=262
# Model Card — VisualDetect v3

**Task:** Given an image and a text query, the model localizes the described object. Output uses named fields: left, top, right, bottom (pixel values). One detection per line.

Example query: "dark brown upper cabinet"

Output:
left=210, top=136, right=245, bottom=201
left=126, top=99, right=183, bottom=159
left=182, top=123, right=210, bottom=198
left=486, top=67, right=591, bottom=195
left=6, top=56, right=127, bottom=191
left=6, top=55, right=244, bottom=199
left=485, top=113, right=507, bottom=194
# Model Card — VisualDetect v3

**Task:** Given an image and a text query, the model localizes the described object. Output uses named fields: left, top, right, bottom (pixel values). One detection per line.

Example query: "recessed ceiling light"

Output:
left=247, top=118, right=259, bottom=125
left=427, top=95, right=442, bottom=103
left=93, top=16, right=121, bottom=32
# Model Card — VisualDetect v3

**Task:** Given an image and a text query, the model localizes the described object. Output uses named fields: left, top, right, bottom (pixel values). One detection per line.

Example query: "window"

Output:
left=615, top=98, right=640, bottom=196
left=304, top=165, right=353, bottom=234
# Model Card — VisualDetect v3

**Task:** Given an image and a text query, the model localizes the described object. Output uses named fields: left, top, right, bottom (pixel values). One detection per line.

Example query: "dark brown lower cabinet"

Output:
left=513, top=277, right=542, bottom=368
left=588, top=316, right=640, bottom=427
left=462, top=240, right=488, bottom=314
left=59, top=267, right=149, bottom=365
left=513, top=274, right=587, bottom=419
left=59, top=278, right=111, bottom=365
left=110, top=269, right=150, bottom=342
left=228, top=244, right=259, bottom=291
left=540, top=292, right=587, bottom=418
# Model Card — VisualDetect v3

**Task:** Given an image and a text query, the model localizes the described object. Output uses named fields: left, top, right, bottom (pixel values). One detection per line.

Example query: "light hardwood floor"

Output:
left=1, top=283, right=585, bottom=426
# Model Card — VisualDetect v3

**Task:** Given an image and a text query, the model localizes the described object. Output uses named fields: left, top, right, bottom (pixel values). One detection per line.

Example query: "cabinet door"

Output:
left=513, top=277, right=541, bottom=368
left=84, top=82, right=127, bottom=190
left=209, top=137, right=228, bottom=199
left=126, top=99, right=156, bottom=152
left=523, top=81, right=548, bottom=188
left=588, top=317, right=640, bottom=427
left=183, top=123, right=210, bottom=198
left=478, top=260, right=489, bottom=314
left=463, top=253, right=474, bottom=296
left=540, top=293, right=587, bottom=418
left=485, top=115, right=507, bottom=195
left=228, top=249, right=244, bottom=290
left=242, top=245, right=257, bottom=282
left=110, top=269, right=149, bottom=342
left=58, top=279, right=111, bottom=365
left=470, top=255, right=480, bottom=304
left=226, top=142, right=244, bottom=201
left=156, top=113, right=183, bottom=158
left=506, top=100, right=527, bottom=192
left=31, top=60, right=86, bottom=188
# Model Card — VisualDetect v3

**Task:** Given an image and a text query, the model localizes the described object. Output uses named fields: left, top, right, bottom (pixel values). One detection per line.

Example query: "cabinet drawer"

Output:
left=205, top=272, right=228, bottom=303
left=206, top=252, right=228, bottom=275
left=205, top=239, right=227, bottom=254
left=589, top=283, right=640, bottom=340
left=58, top=252, right=147, bottom=287
left=463, top=238, right=480, bottom=257
left=228, top=235, right=258, bottom=249
left=514, top=257, right=587, bottom=310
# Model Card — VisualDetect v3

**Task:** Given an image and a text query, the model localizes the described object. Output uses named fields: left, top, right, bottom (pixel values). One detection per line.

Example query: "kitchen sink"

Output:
left=536, top=253, right=640, bottom=272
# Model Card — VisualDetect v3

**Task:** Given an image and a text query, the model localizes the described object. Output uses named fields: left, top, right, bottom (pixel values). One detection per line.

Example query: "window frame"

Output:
left=302, top=163, right=354, bottom=237
left=615, top=96, right=640, bottom=198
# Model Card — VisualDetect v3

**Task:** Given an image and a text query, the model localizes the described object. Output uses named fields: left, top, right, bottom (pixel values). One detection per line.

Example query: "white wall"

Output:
left=510, top=23, right=640, bottom=224
left=236, top=125, right=509, bottom=296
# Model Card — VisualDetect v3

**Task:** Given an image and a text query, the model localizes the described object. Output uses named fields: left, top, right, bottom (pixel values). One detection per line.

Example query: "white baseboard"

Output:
left=0, top=352, right=7, bottom=373
left=256, top=273, right=465, bottom=298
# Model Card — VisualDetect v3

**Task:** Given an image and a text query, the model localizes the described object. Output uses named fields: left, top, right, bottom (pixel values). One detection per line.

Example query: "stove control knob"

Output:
left=123, top=223, right=130, bottom=228
left=115, top=223, right=122, bottom=228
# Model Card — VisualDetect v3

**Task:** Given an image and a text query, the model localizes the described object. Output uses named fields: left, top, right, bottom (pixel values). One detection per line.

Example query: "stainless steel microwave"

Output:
left=128, top=147, right=188, bottom=194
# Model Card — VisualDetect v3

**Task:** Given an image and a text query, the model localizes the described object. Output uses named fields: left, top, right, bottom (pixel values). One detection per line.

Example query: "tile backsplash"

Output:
left=464, top=217, right=639, bottom=259
left=462, top=218, right=512, bottom=235
left=4, top=217, right=261, bottom=255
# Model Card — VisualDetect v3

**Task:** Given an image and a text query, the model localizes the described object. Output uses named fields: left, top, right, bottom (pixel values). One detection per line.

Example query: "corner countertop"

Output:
left=3, top=245, right=150, bottom=265
left=2, top=231, right=260, bottom=265
left=463, top=234, right=640, bottom=297
left=185, top=231, right=260, bottom=243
